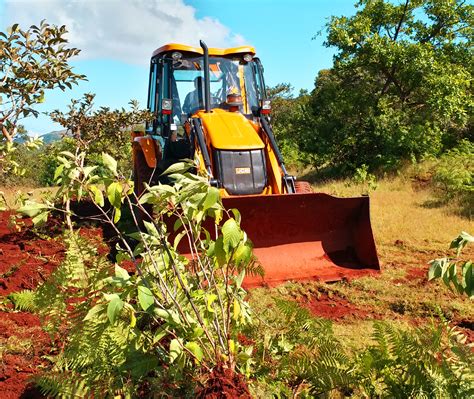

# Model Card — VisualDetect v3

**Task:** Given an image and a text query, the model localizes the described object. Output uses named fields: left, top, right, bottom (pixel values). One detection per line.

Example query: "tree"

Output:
left=267, top=84, right=314, bottom=166
left=0, top=20, right=85, bottom=142
left=49, top=94, right=154, bottom=171
left=303, top=0, right=473, bottom=172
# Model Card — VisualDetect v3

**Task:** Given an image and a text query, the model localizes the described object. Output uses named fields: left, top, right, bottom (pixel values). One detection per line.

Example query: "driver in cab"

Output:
left=183, top=76, right=204, bottom=115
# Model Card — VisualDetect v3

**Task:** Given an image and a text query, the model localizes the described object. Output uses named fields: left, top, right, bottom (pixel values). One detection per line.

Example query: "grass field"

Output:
left=248, top=175, right=474, bottom=355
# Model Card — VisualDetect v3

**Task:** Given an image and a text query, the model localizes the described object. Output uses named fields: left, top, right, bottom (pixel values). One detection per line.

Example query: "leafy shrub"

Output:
left=20, top=154, right=257, bottom=397
left=432, top=140, right=473, bottom=217
left=49, top=94, right=152, bottom=173
left=346, top=163, right=378, bottom=195
left=429, top=231, right=473, bottom=298
left=0, top=135, right=44, bottom=186
left=38, top=138, right=77, bottom=186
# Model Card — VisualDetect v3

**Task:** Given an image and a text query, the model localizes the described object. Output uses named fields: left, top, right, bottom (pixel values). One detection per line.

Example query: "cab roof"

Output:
left=152, top=43, right=256, bottom=58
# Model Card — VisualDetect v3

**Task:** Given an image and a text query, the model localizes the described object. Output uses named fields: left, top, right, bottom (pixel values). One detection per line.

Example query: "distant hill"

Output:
left=13, top=129, right=67, bottom=144
left=40, top=130, right=67, bottom=144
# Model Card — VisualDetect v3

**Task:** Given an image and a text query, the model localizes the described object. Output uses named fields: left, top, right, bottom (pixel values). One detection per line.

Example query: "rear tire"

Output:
left=133, top=148, right=154, bottom=227
left=133, top=148, right=154, bottom=198
left=295, top=181, right=313, bottom=194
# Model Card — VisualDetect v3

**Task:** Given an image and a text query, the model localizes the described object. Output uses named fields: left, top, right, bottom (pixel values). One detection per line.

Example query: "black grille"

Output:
left=214, top=149, right=267, bottom=195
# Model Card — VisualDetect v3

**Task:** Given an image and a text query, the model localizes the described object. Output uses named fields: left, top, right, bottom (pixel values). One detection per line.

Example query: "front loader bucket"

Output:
left=222, top=193, right=379, bottom=287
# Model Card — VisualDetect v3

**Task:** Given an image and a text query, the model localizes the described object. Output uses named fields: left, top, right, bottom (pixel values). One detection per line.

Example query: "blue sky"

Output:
left=1, top=0, right=358, bottom=135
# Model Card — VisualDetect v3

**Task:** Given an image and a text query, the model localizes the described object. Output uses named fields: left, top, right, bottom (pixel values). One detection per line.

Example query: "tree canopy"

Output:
left=0, top=20, right=85, bottom=142
left=292, top=0, right=473, bottom=172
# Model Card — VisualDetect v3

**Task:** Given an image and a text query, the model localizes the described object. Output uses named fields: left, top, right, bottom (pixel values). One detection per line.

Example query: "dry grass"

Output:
left=314, top=176, right=474, bottom=252
left=0, top=186, right=57, bottom=209
left=308, top=176, right=474, bottom=346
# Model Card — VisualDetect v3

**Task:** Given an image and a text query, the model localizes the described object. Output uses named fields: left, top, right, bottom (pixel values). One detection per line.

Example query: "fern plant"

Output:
left=245, top=297, right=355, bottom=397
left=355, top=318, right=474, bottom=398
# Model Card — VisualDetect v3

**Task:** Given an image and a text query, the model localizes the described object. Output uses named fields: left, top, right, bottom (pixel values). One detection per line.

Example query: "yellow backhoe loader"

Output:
left=132, top=41, right=379, bottom=287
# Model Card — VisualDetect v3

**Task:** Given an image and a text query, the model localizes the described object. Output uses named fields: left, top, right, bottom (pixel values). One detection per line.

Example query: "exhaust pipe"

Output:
left=199, top=40, right=212, bottom=113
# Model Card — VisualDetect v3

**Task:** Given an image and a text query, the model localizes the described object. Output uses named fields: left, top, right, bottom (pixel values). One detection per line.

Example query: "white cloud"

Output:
left=4, top=0, right=246, bottom=64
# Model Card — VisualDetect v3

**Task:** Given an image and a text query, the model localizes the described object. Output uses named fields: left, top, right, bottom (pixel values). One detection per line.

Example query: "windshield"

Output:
left=171, top=56, right=259, bottom=119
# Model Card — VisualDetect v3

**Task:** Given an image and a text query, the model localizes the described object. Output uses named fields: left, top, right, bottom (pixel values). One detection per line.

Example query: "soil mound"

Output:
left=301, top=293, right=374, bottom=320
left=0, top=212, right=64, bottom=295
left=196, top=365, right=251, bottom=399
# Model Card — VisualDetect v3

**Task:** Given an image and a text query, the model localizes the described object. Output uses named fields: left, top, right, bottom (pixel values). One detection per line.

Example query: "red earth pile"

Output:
left=0, top=211, right=64, bottom=399
left=196, top=365, right=252, bottom=399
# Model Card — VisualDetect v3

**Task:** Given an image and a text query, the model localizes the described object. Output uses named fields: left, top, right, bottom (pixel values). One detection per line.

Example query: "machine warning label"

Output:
left=235, top=167, right=251, bottom=175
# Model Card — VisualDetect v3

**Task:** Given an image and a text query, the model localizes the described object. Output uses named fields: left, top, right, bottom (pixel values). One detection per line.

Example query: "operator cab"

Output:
left=146, top=43, right=269, bottom=139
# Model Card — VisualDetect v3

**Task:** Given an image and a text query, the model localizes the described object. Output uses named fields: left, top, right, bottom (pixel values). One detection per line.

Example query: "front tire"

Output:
left=295, top=181, right=313, bottom=194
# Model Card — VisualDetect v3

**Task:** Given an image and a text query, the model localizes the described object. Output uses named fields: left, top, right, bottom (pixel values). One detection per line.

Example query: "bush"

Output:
left=433, top=140, right=473, bottom=216
left=19, top=155, right=257, bottom=397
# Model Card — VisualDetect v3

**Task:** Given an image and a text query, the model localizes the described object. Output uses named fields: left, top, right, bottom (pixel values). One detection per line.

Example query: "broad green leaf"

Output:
left=162, top=162, right=190, bottom=175
left=233, top=242, right=252, bottom=266
left=169, top=338, right=182, bottom=363
left=229, top=339, right=235, bottom=354
left=428, top=261, right=442, bottom=281
left=144, top=221, right=159, bottom=237
left=115, top=264, right=130, bottom=280
left=107, top=182, right=122, bottom=208
left=107, top=294, right=124, bottom=324
left=53, top=164, right=65, bottom=182
left=235, top=269, right=246, bottom=289
left=233, top=298, right=241, bottom=321
left=138, top=192, right=154, bottom=204
left=83, top=304, right=104, bottom=321
left=213, top=237, right=227, bottom=266
left=113, top=207, right=121, bottom=223
left=173, top=217, right=183, bottom=232
left=206, top=294, right=217, bottom=313
left=230, top=208, right=241, bottom=224
left=463, top=261, right=473, bottom=298
left=129, top=308, right=137, bottom=327
left=83, top=165, right=98, bottom=179
left=222, top=218, right=241, bottom=252
left=89, top=185, right=104, bottom=207
left=173, top=231, right=187, bottom=250
left=18, top=202, right=48, bottom=218
left=59, top=151, right=75, bottom=159
left=137, top=285, right=154, bottom=311
left=185, top=341, right=203, bottom=363
left=191, top=326, right=204, bottom=339
left=102, top=153, right=118, bottom=175
left=202, top=187, right=220, bottom=211
left=32, top=211, right=49, bottom=226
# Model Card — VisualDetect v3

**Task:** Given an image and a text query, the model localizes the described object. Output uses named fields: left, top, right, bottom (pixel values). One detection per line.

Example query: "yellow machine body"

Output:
left=133, top=42, right=380, bottom=286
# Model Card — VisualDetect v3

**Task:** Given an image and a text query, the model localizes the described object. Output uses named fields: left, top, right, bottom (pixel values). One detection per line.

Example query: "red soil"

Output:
left=0, top=212, right=65, bottom=399
left=392, top=264, right=430, bottom=286
left=0, top=212, right=64, bottom=296
left=301, top=292, right=376, bottom=321
left=0, top=311, right=51, bottom=399
left=196, top=365, right=251, bottom=399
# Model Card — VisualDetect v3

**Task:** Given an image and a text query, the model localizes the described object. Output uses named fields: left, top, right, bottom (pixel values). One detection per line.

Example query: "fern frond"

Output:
left=35, top=373, right=90, bottom=398
left=8, top=289, right=37, bottom=311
